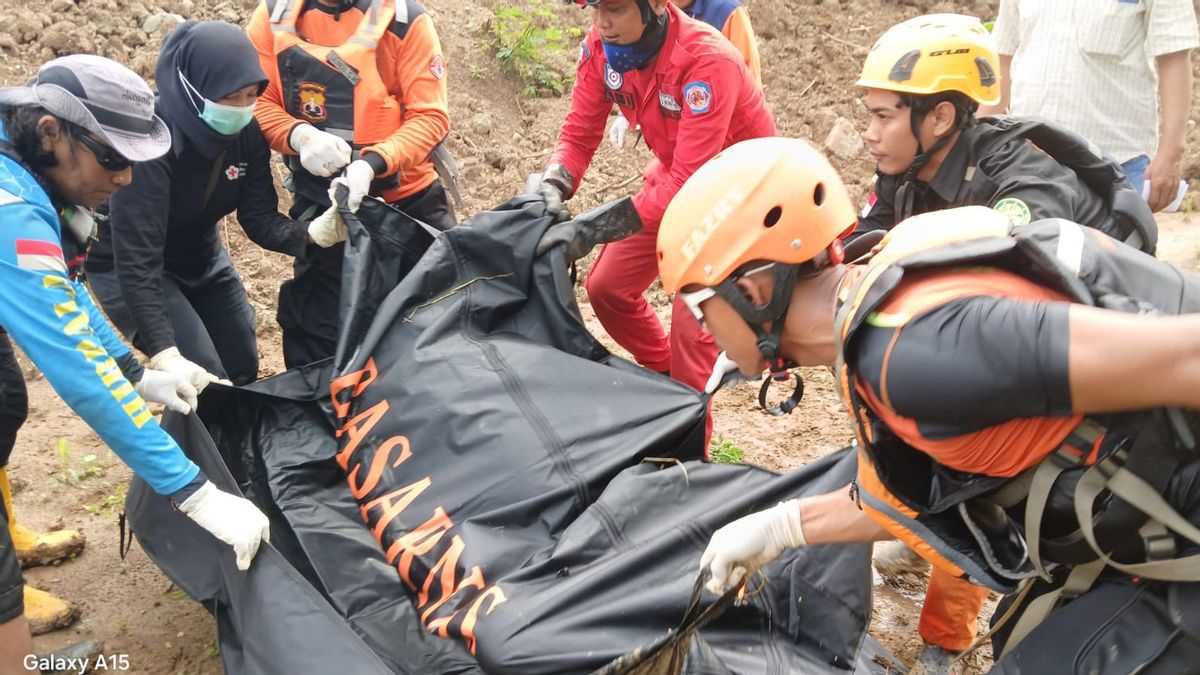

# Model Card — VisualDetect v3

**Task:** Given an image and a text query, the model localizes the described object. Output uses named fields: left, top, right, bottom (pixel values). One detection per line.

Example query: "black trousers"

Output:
left=89, top=248, right=259, bottom=385
left=0, top=328, right=24, bottom=623
left=278, top=181, right=456, bottom=370
left=0, top=329, right=26, bottom=469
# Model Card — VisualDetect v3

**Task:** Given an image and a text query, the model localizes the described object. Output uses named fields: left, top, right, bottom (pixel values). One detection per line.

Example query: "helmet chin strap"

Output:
left=711, top=265, right=805, bottom=415
left=896, top=101, right=972, bottom=221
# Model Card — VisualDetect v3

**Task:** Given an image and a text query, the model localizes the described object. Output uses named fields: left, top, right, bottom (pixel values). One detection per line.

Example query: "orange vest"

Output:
left=269, top=0, right=403, bottom=150
left=845, top=267, right=1079, bottom=588
left=856, top=268, right=1081, bottom=478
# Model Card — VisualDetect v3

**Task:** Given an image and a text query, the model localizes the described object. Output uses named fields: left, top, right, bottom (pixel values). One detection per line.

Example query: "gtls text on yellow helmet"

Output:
left=657, top=137, right=857, bottom=294
left=856, top=13, right=1000, bottom=106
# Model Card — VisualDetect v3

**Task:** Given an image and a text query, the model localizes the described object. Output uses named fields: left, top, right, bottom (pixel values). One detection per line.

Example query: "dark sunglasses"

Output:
left=75, top=134, right=134, bottom=172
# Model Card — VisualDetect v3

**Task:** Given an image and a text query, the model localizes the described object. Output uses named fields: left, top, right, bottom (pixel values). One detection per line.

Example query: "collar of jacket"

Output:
left=923, top=123, right=980, bottom=204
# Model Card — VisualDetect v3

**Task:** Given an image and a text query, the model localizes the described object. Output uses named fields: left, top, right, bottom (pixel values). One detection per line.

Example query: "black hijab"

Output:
left=155, top=21, right=268, bottom=159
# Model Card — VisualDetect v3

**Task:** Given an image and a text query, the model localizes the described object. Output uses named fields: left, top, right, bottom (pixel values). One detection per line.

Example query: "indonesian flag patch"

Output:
left=15, top=239, right=66, bottom=273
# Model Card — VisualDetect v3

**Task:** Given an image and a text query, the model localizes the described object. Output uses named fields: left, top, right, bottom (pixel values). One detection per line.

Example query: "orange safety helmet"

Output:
left=855, top=13, right=1000, bottom=107
left=657, top=137, right=857, bottom=294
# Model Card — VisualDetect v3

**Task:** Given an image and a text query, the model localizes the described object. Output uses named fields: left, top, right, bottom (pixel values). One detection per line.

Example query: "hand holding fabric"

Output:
left=289, top=124, right=351, bottom=178
left=329, top=159, right=375, bottom=213
left=177, top=481, right=271, bottom=571
left=700, top=499, right=806, bottom=595
left=149, top=347, right=230, bottom=393
left=537, top=163, right=573, bottom=223
left=704, top=351, right=757, bottom=394
left=134, top=368, right=198, bottom=414
left=307, top=204, right=348, bottom=248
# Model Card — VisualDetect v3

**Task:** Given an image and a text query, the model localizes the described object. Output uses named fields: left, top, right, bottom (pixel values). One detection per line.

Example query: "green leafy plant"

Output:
left=56, top=438, right=106, bottom=486
left=709, top=436, right=745, bottom=464
left=82, top=483, right=126, bottom=518
left=491, top=0, right=577, bottom=97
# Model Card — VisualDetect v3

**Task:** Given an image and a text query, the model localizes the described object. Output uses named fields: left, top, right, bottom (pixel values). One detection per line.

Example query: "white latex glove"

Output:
left=134, top=368, right=198, bottom=414
left=700, top=499, right=806, bottom=595
left=307, top=203, right=348, bottom=248
left=704, top=351, right=755, bottom=394
left=177, top=481, right=271, bottom=571
left=328, top=159, right=376, bottom=212
left=289, top=124, right=351, bottom=178
left=609, top=116, right=631, bottom=150
left=149, top=347, right=230, bottom=394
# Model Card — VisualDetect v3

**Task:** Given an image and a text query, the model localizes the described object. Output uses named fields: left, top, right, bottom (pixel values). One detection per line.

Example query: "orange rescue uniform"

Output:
left=248, top=0, right=449, bottom=202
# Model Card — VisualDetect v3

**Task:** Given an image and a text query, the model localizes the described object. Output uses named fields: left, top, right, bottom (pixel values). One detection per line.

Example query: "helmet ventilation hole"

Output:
left=763, top=206, right=783, bottom=228
left=813, top=183, right=825, bottom=206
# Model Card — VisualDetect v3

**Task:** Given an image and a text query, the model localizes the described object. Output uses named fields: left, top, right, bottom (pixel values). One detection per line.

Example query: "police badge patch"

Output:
left=683, top=81, right=712, bottom=114
left=604, top=63, right=623, bottom=90
left=298, top=82, right=328, bottom=123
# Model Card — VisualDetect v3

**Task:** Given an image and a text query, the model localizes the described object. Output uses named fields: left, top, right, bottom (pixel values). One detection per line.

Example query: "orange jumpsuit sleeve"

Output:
left=247, top=2, right=305, bottom=156
left=365, top=13, right=451, bottom=178
left=722, top=7, right=762, bottom=85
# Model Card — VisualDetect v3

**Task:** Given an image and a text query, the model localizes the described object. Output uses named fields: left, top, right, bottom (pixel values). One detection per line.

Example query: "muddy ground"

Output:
left=2, top=0, right=1199, bottom=673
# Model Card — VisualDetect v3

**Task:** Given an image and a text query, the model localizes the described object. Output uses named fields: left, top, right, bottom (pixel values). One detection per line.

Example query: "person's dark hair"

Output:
left=898, top=91, right=979, bottom=131
left=0, top=104, right=89, bottom=169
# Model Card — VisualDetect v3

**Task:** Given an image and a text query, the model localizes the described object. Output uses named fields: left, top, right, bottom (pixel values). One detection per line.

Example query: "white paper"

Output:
left=1142, top=179, right=1189, bottom=213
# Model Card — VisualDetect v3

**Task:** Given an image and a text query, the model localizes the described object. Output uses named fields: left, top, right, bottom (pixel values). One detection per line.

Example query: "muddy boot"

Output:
left=24, top=586, right=78, bottom=635
left=873, top=540, right=929, bottom=581
left=909, top=644, right=960, bottom=675
left=0, top=468, right=86, bottom=567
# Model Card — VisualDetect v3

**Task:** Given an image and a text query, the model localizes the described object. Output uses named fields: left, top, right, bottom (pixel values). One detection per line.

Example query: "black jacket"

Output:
left=86, top=115, right=307, bottom=356
left=858, top=118, right=1111, bottom=236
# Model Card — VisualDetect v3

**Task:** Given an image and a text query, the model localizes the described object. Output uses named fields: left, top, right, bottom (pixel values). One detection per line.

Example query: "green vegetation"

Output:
left=709, top=436, right=745, bottom=464
left=491, top=0, right=582, bottom=97
left=82, top=483, right=127, bottom=519
left=55, top=438, right=104, bottom=486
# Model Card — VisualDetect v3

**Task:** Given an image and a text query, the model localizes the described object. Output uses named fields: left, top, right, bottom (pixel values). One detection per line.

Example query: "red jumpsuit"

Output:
left=549, top=3, right=775, bottom=393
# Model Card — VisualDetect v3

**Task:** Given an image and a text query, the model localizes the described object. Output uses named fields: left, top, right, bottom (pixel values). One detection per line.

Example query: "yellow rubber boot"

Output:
left=23, top=586, right=78, bottom=635
left=0, top=468, right=85, bottom=567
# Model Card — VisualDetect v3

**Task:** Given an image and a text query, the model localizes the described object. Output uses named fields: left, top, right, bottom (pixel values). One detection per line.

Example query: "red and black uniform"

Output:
left=550, top=3, right=774, bottom=393
left=837, top=217, right=1200, bottom=670
left=248, top=0, right=455, bottom=367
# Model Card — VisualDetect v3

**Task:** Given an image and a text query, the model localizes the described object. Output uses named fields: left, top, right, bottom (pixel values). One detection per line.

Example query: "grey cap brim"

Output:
left=0, top=84, right=171, bottom=162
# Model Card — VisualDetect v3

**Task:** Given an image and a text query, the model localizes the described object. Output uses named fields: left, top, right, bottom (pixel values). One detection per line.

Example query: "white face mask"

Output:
left=177, top=70, right=256, bottom=136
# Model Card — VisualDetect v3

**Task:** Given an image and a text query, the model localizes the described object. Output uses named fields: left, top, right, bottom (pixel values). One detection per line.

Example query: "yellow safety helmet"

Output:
left=856, top=14, right=1000, bottom=106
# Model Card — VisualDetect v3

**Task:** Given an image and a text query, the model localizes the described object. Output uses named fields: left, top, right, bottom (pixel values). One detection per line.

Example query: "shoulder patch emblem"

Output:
left=992, top=197, right=1032, bottom=226
left=604, top=63, right=623, bottom=91
left=683, top=81, right=712, bottom=114
left=429, top=54, right=446, bottom=80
